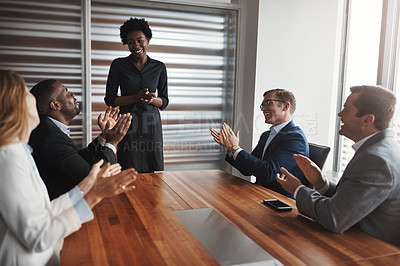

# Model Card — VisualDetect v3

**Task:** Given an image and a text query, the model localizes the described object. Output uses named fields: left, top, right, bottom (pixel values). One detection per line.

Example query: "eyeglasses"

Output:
left=260, top=99, right=286, bottom=108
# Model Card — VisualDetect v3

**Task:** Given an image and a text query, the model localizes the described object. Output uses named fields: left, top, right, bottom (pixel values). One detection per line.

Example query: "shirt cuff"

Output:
left=233, top=148, right=243, bottom=160
left=104, top=143, right=117, bottom=154
left=294, top=185, right=305, bottom=199
left=68, top=186, right=93, bottom=223
left=97, top=135, right=106, bottom=146
left=68, top=186, right=84, bottom=206
left=315, top=180, right=330, bottom=195
left=97, top=135, right=117, bottom=153
left=73, top=198, right=94, bottom=224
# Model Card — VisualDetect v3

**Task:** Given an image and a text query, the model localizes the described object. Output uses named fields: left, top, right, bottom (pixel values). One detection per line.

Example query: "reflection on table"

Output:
left=60, top=170, right=400, bottom=265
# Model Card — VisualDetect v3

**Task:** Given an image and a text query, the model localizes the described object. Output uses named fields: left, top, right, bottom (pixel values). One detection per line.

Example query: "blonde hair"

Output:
left=0, top=70, right=29, bottom=146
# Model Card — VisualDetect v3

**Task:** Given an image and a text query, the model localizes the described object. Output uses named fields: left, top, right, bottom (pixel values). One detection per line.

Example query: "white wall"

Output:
left=253, top=0, right=345, bottom=171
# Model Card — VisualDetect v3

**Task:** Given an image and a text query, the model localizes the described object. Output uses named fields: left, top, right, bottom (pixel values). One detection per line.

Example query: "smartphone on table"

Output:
left=263, top=199, right=293, bottom=211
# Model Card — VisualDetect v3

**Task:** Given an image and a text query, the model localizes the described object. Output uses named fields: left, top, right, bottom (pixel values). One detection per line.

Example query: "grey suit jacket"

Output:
left=296, top=129, right=400, bottom=247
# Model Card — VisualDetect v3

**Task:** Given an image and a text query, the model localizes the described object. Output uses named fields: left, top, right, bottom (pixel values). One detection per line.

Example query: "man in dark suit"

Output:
left=277, top=85, right=400, bottom=247
left=29, top=79, right=132, bottom=200
left=210, top=88, right=309, bottom=198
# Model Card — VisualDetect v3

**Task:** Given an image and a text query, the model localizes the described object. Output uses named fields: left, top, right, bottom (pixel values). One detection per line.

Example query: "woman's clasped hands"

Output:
left=138, top=88, right=156, bottom=104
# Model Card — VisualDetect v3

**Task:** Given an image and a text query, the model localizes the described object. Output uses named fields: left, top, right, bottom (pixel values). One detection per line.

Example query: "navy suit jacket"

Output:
left=29, top=116, right=117, bottom=200
left=226, top=120, right=309, bottom=198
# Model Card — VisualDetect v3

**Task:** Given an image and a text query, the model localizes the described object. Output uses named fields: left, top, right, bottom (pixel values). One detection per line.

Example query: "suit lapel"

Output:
left=258, top=130, right=270, bottom=158
left=354, top=129, right=390, bottom=156
left=336, top=129, right=391, bottom=192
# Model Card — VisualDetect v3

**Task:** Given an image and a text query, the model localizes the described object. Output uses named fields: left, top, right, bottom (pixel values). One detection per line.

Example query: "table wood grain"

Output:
left=60, top=170, right=400, bottom=265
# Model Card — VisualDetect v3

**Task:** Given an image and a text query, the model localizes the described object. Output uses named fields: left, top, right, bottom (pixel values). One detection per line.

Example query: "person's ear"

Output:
left=283, top=102, right=290, bottom=111
left=49, top=100, right=61, bottom=111
left=362, top=114, right=375, bottom=127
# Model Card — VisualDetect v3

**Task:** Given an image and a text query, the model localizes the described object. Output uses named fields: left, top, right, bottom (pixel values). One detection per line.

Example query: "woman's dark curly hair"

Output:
left=120, top=17, right=152, bottom=44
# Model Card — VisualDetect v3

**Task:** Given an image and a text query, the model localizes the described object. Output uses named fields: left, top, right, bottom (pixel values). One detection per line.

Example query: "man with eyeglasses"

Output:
left=210, top=88, right=309, bottom=198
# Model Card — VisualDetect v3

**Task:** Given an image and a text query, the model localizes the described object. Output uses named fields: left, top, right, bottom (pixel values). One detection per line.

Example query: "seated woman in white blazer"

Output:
left=0, top=70, right=138, bottom=266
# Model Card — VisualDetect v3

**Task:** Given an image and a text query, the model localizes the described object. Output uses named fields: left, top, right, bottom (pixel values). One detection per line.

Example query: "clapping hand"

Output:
left=221, top=123, right=240, bottom=153
left=292, top=154, right=326, bottom=190
left=98, top=106, right=121, bottom=137
left=276, top=167, right=302, bottom=195
left=80, top=160, right=138, bottom=208
left=78, top=160, right=122, bottom=195
left=210, top=123, right=240, bottom=153
left=210, top=127, right=225, bottom=147
left=103, top=113, right=132, bottom=146
left=276, top=154, right=327, bottom=195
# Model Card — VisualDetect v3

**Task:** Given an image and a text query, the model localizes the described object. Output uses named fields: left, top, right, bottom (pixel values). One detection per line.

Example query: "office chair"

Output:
left=308, top=143, right=331, bottom=169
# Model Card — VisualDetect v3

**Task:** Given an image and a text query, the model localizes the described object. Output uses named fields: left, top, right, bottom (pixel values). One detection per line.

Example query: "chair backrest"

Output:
left=308, top=143, right=331, bottom=169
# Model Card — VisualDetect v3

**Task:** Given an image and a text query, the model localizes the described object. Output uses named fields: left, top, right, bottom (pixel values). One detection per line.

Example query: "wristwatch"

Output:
left=232, top=145, right=240, bottom=153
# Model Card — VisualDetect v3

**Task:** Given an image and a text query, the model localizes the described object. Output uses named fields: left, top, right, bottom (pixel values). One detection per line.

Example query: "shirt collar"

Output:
left=23, top=143, right=33, bottom=154
left=48, top=116, right=71, bottom=137
left=351, top=131, right=380, bottom=152
left=270, top=120, right=291, bottom=134
left=22, top=143, right=37, bottom=171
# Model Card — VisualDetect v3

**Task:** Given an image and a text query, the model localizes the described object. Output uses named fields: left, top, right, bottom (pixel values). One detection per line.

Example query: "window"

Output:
left=392, top=3, right=400, bottom=141
left=338, top=0, right=400, bottom=172
left=0, top=0, right=84, bottom=146
left=338, top=0, right=384, bottom=172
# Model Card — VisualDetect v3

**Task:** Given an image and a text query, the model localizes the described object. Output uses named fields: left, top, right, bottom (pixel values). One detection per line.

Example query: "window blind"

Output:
left=0, top=0, right=84, bottom=146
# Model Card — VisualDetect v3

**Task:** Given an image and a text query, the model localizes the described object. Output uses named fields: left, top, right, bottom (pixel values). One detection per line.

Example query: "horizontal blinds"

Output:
left=0, top=0, right=84, bottom=147
left=338, top=137, right=354, bottom=172
left=0, top=0, right=237, bottom=171
left=91, top=1, right=236, bottom=170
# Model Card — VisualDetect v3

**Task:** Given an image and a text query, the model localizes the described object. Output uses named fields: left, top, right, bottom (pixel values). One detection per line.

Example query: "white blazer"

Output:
left=0, top=143, right=82, bottom=266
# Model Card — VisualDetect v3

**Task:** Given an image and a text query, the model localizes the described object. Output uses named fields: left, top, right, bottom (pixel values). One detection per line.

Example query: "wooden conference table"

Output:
left=60, top=170, right=400, bottom=265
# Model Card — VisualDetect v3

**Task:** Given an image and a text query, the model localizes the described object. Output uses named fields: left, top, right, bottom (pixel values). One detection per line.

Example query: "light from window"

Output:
left=339, top=0, right=383, bottom=172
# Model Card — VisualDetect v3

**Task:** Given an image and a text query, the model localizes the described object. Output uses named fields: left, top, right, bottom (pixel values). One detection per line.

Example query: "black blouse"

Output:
left=104, top=55, right=169, bottom=112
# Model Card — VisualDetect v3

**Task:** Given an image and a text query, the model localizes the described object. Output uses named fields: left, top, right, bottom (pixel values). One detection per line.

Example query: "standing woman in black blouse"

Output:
left=105, top=17, right=169, bottom=173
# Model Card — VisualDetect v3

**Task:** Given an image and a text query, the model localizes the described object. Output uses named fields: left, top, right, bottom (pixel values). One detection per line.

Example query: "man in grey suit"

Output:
left=276, top=85, right=400, bottom=247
